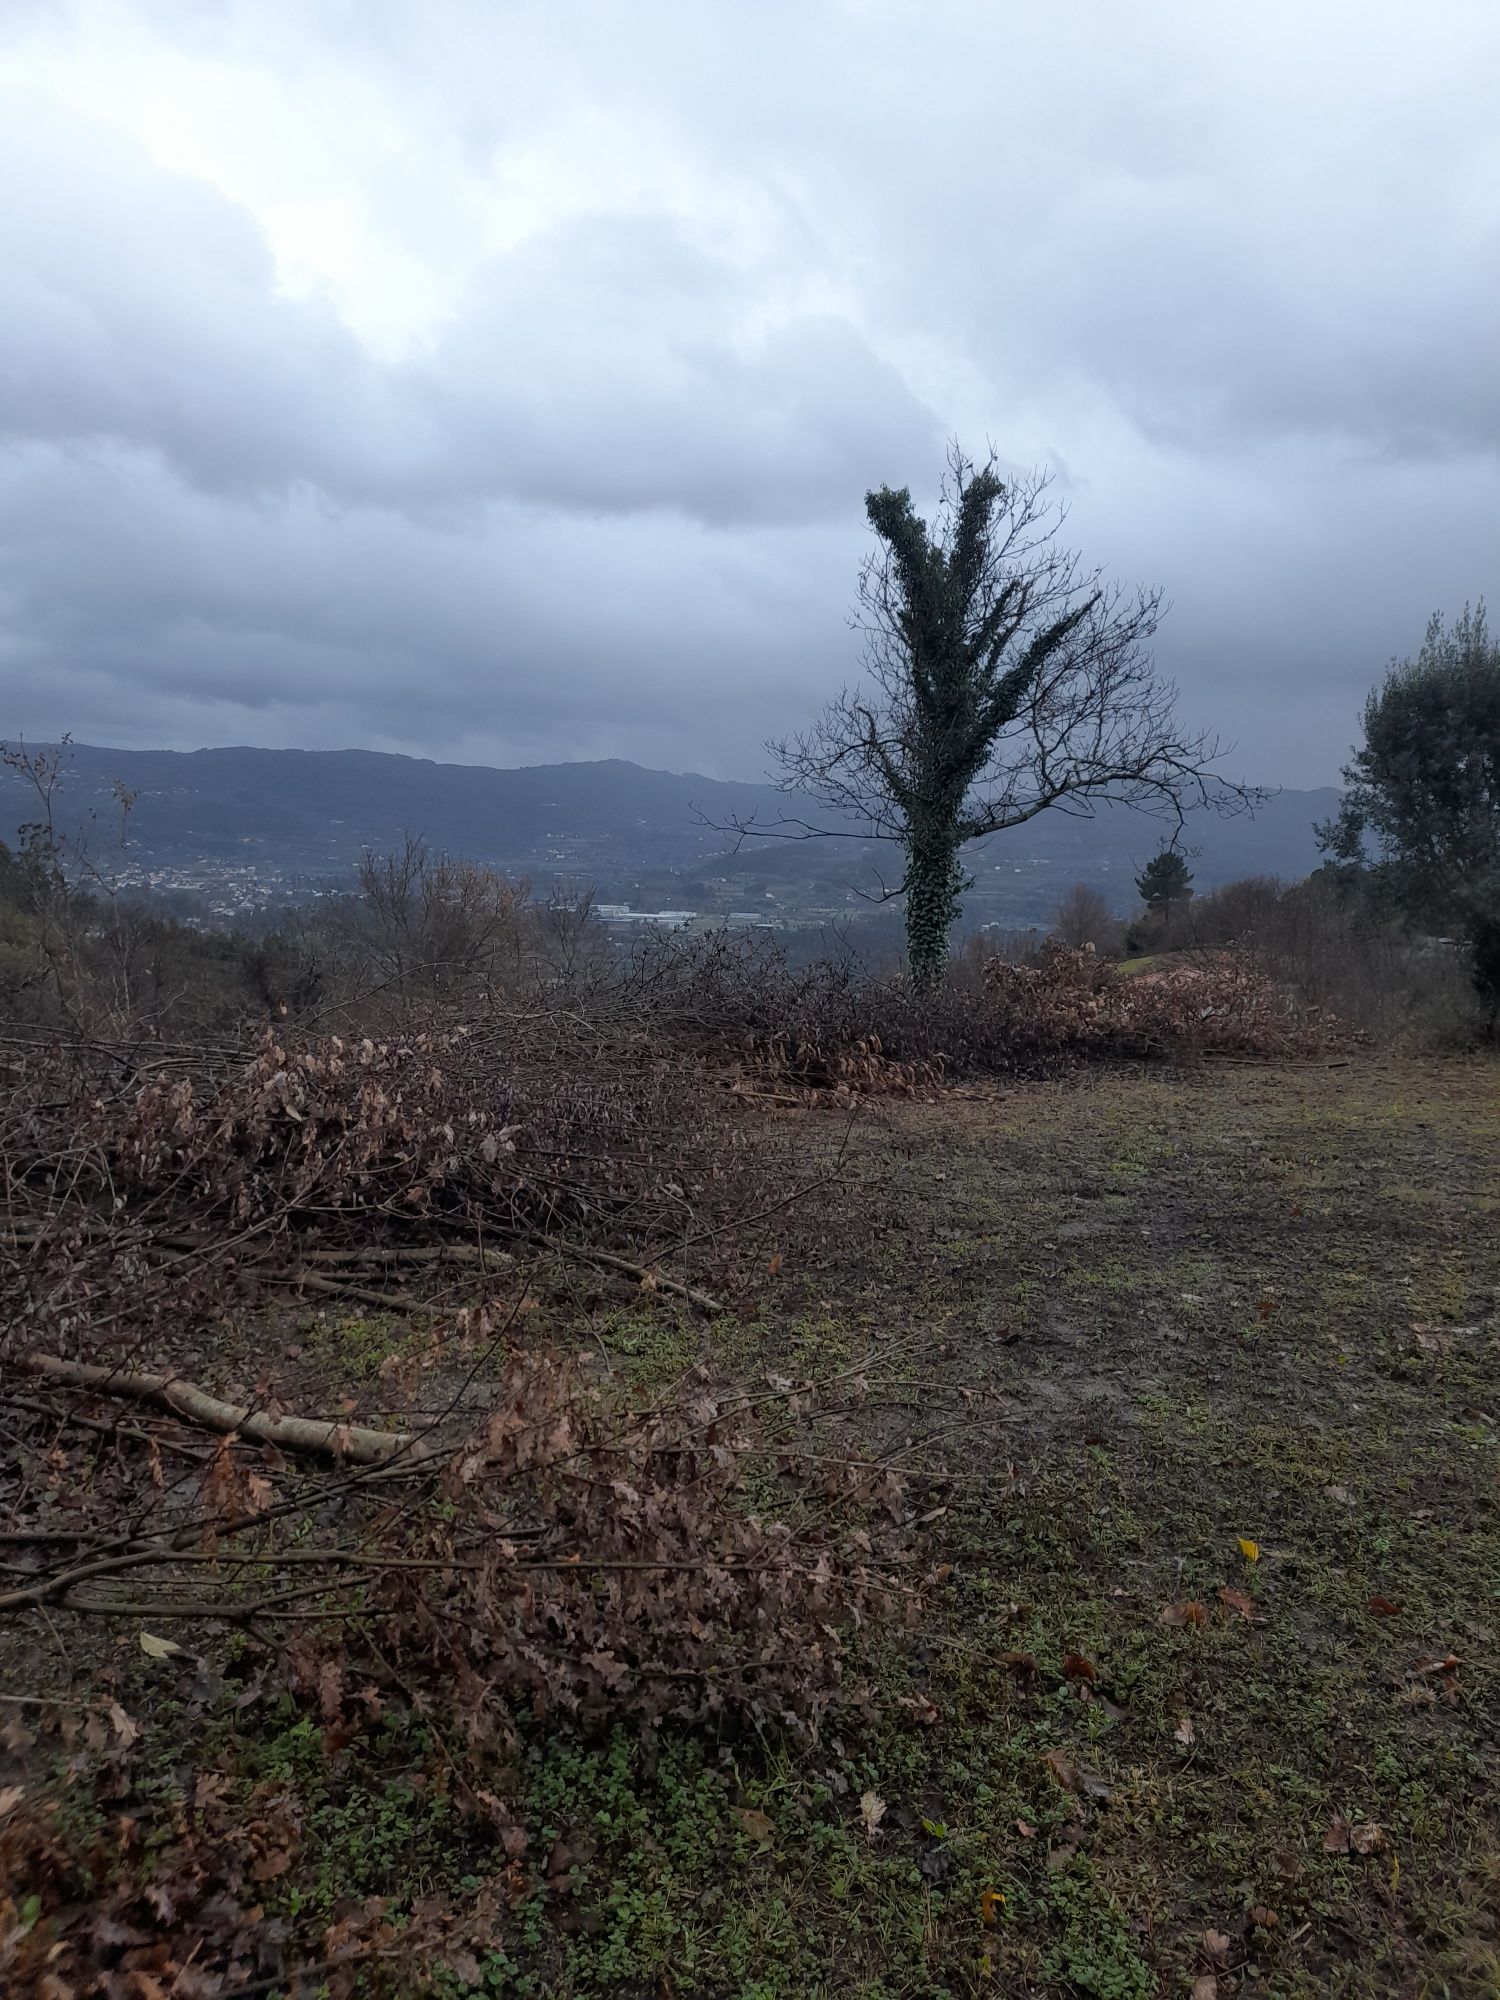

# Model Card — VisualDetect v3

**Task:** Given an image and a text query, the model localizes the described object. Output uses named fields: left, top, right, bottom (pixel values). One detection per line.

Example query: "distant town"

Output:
left=3, top=743, right=1339, bottom=942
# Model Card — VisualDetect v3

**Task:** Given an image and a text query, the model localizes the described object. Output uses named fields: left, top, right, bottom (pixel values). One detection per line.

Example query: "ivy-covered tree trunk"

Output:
left=904, top=820, right=964, bottom=990
left=760, top=447, right=1235, bottom=989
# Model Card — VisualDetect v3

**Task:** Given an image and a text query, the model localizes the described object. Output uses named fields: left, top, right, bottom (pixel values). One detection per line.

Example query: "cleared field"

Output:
left=547, top=1056, right=1499, bottom=1998
left=5, top=1054, right=1498, bottom=1997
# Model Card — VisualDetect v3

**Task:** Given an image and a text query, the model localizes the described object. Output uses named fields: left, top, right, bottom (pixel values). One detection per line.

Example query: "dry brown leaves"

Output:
left=0, top=1348, right=915, bottom=1994
left=3, top=1019, right=793, bottom=1366
left=297, top=1349, right=916, bottom=1746
left=983, top=941, right=1329, bottom=1060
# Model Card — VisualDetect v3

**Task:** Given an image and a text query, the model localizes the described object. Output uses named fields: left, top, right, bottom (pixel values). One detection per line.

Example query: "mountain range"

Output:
left=0, top=742, right=1341, bottom=927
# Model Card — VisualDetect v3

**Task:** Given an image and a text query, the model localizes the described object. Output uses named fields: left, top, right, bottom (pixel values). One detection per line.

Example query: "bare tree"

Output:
left=1051, top=883, right=1119, bottom=954
left=748, top=445, right=1255, bottom=986
left=348, top=836, right=529, bottom=1005
left=1, top=736, right=148, bottom=1034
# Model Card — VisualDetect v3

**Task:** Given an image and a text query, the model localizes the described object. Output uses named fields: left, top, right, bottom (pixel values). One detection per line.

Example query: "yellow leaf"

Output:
left=980, top=1887, right=1004, bottom=1927
left=139, top=1631, right=182, bottom=1661
left=1237, top=1538, right=1260, bottom=1562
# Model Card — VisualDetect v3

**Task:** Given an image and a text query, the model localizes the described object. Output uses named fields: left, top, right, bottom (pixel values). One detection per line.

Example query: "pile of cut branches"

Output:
left=0, top=995, right=918, bottom=1993
left=983, top=940, right=1334, bottom=1059
left=2, top=1018, right=818, bottom=1370
left=1, top=1344, right=913, bottom=1996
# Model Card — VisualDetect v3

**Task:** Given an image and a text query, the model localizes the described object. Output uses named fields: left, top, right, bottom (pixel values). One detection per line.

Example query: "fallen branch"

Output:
left=524, top=1233, right=725, bottom=1314
left=295, top=1243, right=517, bottom=1269
left=280, top=1270, right=430, bottom=1314
left=13, top=1353, right=430, bottom=1465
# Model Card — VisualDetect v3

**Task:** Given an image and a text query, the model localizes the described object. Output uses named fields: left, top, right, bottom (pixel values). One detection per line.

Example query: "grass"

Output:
left=13, top=1054, right=1499, bottom=1996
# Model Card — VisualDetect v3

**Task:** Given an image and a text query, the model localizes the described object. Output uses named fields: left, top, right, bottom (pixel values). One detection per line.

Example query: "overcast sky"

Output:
left=2, top=0, right=1497, bottom=787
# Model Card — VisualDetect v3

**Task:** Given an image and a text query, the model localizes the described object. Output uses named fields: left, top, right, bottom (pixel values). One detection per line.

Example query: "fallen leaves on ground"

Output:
left=106, top=1703, right=140, bottom=1748
left=1325, top=1815, right=1384, bottom=1856
left=1161, top=1600, right=1208, bottom=1627
left=731, top=1807, right=773, bottom=1846
left=1367, top=1594, right=1403, bottom=1618
left=1411, top=1652, right=1460, bottom=1676
left=1411, top=1323, right=1454, bottom=1355
left=1061, top=1650, right=1097, bottom=1682
left=859, top=1791, right=887, bottom=1838
left=1174, top=1715, right=1196, bottom=1745
left=1042, top=1748, right=1079, bottom=1791
left=1218, top=1586, right=1259, bottom=1622
left=1237, top=1537, right=1261, bottom=1562
left=1041, top=1749, right=1111, bottom=1801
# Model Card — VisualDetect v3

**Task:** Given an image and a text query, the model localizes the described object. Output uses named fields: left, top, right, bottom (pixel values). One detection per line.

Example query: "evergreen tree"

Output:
left=1319, top=603, right=1500, bottom=1028
left=1135, top=847, right=1194, bottom=939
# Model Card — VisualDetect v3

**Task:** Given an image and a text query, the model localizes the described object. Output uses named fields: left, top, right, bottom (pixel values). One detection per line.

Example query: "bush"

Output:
left=1185, top=872, right=1482, bottom=1047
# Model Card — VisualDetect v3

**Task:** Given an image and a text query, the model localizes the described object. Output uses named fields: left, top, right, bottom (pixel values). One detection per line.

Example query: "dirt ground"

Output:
left=5, top=1052, right=1499, bottom=1997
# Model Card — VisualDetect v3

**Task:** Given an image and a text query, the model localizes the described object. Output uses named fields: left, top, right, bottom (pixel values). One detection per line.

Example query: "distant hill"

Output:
left=0, top=742, right=1341, bottom=924
left=0, top=744, right=794, bottom=874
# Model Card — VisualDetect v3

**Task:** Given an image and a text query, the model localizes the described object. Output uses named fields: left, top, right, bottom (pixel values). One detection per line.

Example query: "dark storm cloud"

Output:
left=0, top=435, right=859, bottom=769
left=1, top=0, right=1498, bottom=785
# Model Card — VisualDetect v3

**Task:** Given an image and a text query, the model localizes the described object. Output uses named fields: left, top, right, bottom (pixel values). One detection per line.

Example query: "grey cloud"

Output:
left=0, top=439, right=860, bottom=769
left=0, top=103, right=938, bottom=523
left=423, top=217, right=939, bottom=524
left=2, top=0, right=1499, bottom=790
left=0, top=103, right=397, bottom=495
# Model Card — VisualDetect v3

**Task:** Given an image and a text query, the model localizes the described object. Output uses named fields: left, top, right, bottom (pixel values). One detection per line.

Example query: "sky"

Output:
left=1, top=0, right=1497, bottom=788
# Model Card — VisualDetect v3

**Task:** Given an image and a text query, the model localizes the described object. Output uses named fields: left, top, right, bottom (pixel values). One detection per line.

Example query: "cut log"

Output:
left=14, top=1353, right=431, bottom=1465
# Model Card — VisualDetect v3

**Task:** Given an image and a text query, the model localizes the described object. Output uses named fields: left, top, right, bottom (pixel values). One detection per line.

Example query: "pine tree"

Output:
left=1135, top=847, right=1194, bottom=940
left=1320, top=603, right=1500, bottom=1028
